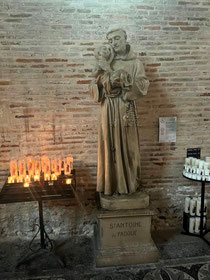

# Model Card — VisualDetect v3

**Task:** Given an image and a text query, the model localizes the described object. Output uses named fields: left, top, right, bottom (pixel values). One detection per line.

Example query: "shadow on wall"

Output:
left=137, top=57, right=180, bottom=229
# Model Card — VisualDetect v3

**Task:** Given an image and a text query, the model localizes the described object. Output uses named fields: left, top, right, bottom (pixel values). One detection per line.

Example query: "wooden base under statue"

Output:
left=94, top=194, right=159, bottom=267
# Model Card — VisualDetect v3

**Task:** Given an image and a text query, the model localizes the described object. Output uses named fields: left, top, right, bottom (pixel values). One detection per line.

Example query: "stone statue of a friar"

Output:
left=90, top=27, right=149, bottom=197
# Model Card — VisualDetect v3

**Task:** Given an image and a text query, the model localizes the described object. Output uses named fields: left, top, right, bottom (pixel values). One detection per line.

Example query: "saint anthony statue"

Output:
left=90, top=28, right=149, bottom=196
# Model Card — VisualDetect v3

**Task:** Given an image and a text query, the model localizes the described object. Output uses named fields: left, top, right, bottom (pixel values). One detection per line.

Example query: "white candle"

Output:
left=202, top=175, right=206, bottom=181
left=192, top=174, right=197, bottom=180
left=203, top=217, right=207, bottom=231
left=186, top=172, right=190, bottom=178
left=189, top=197, right=196, bottom=216
left=196, top=174, right=201, bottom=180
left=204, top=199, right=207, bottom=216
left=204, top=162, right=209, bottom=170
left=186, top=166, right=190, bottom=172
left=195, top=159, right=200, bottom=167
left=199, top=160, right=204, bottom=169
left=197, top=168, right=201, bottom=175
left=184, top=196, right=191, bottom=213
left=205, top=157, right=210, bottom=163
left=196, top=197, right=201, bottom=216
left=185, top=158, right=191, bottom=165
left=192, top=158, right=196, bottom=166
left=188, top=157, right=193, bottom=165
left=195, top=217, right=200, bottom=233
left=192, top=167, right=196, bottom=174
left=204, top=169, right=209, bottom=176
left=189, top=217, right=195, bottom=233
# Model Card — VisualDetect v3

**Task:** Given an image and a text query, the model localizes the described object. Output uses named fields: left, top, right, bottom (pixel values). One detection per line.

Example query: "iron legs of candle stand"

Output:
left=182, top=181, right=210, bottom=246
left=16, top=199, right=65, bottom=268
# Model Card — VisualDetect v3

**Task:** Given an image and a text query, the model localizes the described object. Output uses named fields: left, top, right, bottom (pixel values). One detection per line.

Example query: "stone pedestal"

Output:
left=94, top=208, right=159, bottom=267
left=100, top=191, right=149, bottom=210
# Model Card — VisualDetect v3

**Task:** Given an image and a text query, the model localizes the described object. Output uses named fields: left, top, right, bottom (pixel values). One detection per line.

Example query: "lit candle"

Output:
left=16, top=176, right=23, bottom=183
left=25, top=175, right=31, bottom=183
left=66, top=178, right=72, bottom=185
left=55, top=159, right=61, bottom=176
left=10, top=160, right=18, bottom=177
left=27, top=159, right=35, bottom=177
left=51, top=173, right=57, bottom=181
left=51, top=159, right=56, bottom=173
left=44, top=173, right=51, bottom=181
left=61, top=159, right=65, bottom=171
left=8, top=176, right=15, bottom=184
left=34, top=174, right=40, bottom=182
left=24, top=182, right=29, bottom=188
left=41, top=156, right=50, bottom=174
left=64, top=162, right=71, bottom=175
left=67, top=156, right=74, bottom=170
left=35, top=160, right=41, bottom=175
left=18, top=159, right=26, bottom=177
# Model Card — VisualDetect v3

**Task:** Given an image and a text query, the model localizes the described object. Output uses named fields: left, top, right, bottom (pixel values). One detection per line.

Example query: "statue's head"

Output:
left=106, top=27, right=127, bottom=55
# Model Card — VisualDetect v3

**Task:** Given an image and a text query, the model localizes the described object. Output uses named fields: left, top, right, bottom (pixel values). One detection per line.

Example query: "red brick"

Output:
left=0, top=81, right=10, bottom=85
left=180, top=27, right=200, bottom=31
left=77, top=80, right=91, bottom=84
left=144, top=26, right=161, bottom=30
left=16, top=59, right=42, bottom=63
left=45, top=58, right=68, bottom=62
left=169, top=22, right=189, bottom=26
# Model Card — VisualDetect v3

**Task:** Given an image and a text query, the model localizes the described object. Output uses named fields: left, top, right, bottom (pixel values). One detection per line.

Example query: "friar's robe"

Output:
left=90, top=45, right=149, bottom=195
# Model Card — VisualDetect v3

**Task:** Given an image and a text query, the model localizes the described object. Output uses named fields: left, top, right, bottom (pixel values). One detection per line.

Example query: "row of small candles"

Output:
left=184, top=195, right=207, bottom=233
left=8, top=156, right=73, bottom=187
left=183, top=156, right=210, bottom=181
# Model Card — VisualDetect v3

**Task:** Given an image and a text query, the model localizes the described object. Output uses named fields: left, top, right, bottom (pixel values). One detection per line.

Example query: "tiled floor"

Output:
left=0, top=229, right=210, bottom=279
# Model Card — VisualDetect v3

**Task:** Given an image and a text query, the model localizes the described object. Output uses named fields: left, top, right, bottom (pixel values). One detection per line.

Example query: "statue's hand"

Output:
left=98, top=58, right=112, bottom=72
left=110, top=70, right=131, bottom=89
left=123, top=91, right=138, bottom=101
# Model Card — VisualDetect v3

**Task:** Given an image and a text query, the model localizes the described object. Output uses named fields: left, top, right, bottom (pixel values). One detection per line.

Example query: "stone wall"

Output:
left=0, top=0, right=210, bottom=237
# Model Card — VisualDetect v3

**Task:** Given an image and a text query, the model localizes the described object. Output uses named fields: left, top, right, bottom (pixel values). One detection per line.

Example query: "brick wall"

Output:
left=0, top=0, right=210, bottom=236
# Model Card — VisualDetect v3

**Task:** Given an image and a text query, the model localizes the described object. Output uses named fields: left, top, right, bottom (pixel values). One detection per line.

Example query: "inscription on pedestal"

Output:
left=99, top=215, right=151, bottom=247
left=110, top=221, right=141, bottom=238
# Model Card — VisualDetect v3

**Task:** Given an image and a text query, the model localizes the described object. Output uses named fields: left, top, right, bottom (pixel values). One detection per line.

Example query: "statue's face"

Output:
left=107, top=30, right=126, bottom=55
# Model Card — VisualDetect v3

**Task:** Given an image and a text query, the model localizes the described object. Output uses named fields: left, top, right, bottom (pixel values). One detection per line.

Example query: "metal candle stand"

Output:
left=182, top=174, right=210, bottom=245
left=0, top=169, right=76, bottom=268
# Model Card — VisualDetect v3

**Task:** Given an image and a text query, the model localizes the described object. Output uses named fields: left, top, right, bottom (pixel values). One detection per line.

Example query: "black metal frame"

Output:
left=0, top=169, right=76, bottom=268
left=182, top=175, right=210, bottom=245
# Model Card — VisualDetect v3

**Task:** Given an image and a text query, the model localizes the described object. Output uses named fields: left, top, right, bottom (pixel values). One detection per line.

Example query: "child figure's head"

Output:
left=94, top=44, right=114, bottom=64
